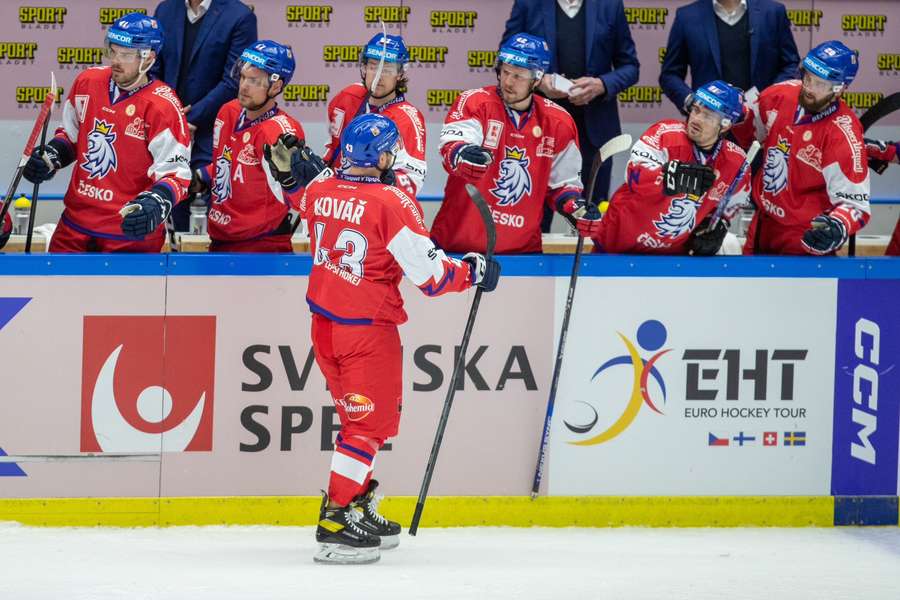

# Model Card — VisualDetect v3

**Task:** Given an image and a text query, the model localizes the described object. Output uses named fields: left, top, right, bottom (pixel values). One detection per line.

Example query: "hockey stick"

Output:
left=703, top=140, right=761, bottom=233
left=0, top=72, right=57, bottom=227
left=24, top=118, right=50, bottom=254
left=529, top=133, right=632, bottom=499
left=409, top=182, right=496, bottom=536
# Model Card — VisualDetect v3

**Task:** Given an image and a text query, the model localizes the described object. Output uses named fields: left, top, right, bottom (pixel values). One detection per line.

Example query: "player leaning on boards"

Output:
left=316, top=33, right=427, bottom=198
left=188, top=40, right=307, bottom=253
left=589, top=80, right=751, bottom=255
left=22, top=13, right=191, bottom=252
left=734, top=41, right=871, bottom=256
left=431, top=33, right=601, bottom=254
left=301, top=114, right=500, bottom=565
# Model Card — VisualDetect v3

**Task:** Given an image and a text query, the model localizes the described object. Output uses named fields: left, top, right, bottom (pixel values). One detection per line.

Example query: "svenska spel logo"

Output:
left=80, top=316, right=216, bottom=452
left=564, top=319, right=670, bottom=445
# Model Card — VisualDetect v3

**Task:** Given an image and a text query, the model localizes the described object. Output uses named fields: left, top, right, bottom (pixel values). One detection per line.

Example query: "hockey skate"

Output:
left=314, top=493, right=381, bottom=565
left=352, top=479, right=402, bottom=550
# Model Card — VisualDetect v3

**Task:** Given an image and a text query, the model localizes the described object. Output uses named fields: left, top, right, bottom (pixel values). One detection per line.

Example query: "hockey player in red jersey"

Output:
left=592, top=80, right=750, bottom=255
left=188, top=40, right=306, bottom=253
left=735, top=41, right=870, bottom=255
left=864, top=138, right=900, bottom=255
left=431, top=33, right=600, bottom=254
left=22, top=13, right=190, bottom=253
left=318, top=33, right=427, bottom=198
left=303, top=114, right=500, bottom=564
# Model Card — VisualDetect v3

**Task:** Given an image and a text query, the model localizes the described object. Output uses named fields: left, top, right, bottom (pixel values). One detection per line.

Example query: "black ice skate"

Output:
left=314, top=493, right=381, bottom=565
left=352, top=479, right=401, bottom=550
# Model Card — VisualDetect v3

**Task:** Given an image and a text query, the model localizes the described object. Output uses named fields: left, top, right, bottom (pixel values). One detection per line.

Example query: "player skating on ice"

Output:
left=22, top=13, right=191, bottom=252
left=301, top=113, right=500, bottom=564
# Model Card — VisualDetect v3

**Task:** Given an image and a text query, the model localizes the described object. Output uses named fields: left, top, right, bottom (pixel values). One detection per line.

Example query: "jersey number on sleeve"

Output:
left=312, top=221, right=369, bottom=277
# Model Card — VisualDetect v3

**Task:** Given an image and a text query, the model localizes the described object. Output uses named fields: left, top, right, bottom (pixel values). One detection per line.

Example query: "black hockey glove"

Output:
left=452, top=143, right=493, bottom=182
left=23, top=138, right=73, bottom=184
left=688, top=216, right=728, bottom=256
left=380, top=168, right=396, bottom=186
left=120, top=187, right=173, bottom=239
left=801, top=214, right=848, bottom=256
left=864, top=138, right=898, bottom=175
left=462, top=252, right=501, bottom=292
left=288, top=137, right=327, bottom=188
left=663, top=160, right=716, bottom=197
left=263, top=133, right=302, bottom=190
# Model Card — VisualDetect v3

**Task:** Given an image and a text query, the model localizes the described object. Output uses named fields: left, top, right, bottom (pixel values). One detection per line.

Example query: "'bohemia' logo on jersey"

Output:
left=213, top=146, right=233, bottom=203
left=653, top=197, right=699, bottom=239
left=430, top=10, right=477, bottom=30
left=564, top=320, right=670, bottom=445
left=491, top=146, right=532, bottom=207
left=81, top=119, right=118, bottom=179
left=624, top=7, right=668, bottom=27
left=763, top=137, right=790, bottom=197
left=98, top=8, right=147, bottom=26
left=0, top=41, right=37, bottom=62
left=19, top=7, right=66, bottom=27
left=285, top=5, right=332, bottom=27
left=786, top=9, right=822, bottom=28
left=841, top=14, right=887, bottom=35
left=81, top=316, right=216, bottom=452
left=336, top=393, right=375, bottom=421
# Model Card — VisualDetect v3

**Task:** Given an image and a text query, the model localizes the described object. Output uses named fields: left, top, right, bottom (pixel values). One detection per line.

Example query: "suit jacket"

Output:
left=152, top=0, right=257, bottom=167
left=660, top=0, right=799, bottom=112
left=502, top=0, right=640, bottom=149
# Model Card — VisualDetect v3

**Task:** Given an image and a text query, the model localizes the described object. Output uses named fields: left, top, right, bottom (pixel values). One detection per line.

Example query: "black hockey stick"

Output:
left=529, top=133, right=632, bottom=499
left=24, top=118, right=50, bottom=254
left=409, top=182, right=496, bottom=536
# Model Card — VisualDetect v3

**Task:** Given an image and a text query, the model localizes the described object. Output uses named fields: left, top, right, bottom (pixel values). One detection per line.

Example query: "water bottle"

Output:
left=13, top=196, right=30, bottom=235
left=189, top=194, right=207, bottom=235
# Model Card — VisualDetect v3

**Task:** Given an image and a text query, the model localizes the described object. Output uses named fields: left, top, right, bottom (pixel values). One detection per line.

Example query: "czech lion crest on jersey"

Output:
left=212, top=146, right=233, bottom=203
left=81, top=119, right=117, bottom=179
left=762, top=137, right=790, bottom=196
left=653, top=197, right=698, bottom=239
left=490, top=146, right=532, bottom=207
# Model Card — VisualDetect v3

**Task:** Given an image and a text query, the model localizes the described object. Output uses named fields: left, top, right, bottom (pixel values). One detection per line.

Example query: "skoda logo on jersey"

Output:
left=564, top=320, right=670, bottom=446
left=490, top=146, right=532, bottom=207
left=653, top=197, right=699, bottom=239
left=763, top=137, right=790, bottom=197
left=213, top=146, right=233, bottom=203
left=81, top=118, right=117, bottom=179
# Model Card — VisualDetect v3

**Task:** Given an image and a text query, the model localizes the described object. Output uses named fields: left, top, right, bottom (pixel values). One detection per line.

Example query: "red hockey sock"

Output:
left=328, top=434, right=378, bottom=506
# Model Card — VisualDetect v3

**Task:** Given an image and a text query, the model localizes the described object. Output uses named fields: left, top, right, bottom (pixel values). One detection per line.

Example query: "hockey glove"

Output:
left=663, top=160, right=716, bottom=197
left=287, top=137, right=327, bottom=188
left=688, top=216, right=728, bottom=256
left=801, top=214, right=848, bottom=256
left=23, top=138, right=72, bottom=184
left=451, top=143, right=493, bottom=182
left=380, top=168, right=396, bottom=186
left=462, top=252, right=501, bottom=292
left=120, top=187, right=173, bottom=239
left=188, top=168, right=210, bottom=197
left=864, top=138, right=899, bottom=175
left=558, top=196, right=602, bottom=238
left=0, top=213, right=10, bottom=251
left=263, top=133, right=304, bottom=190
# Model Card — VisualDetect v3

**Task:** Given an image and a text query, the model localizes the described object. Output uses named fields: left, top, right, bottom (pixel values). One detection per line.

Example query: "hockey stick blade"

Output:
left=464, top=183, right=497, bottom=258
left=860, top=91, right=900, bottom=132
left=599, top=133, right=633, bottom=164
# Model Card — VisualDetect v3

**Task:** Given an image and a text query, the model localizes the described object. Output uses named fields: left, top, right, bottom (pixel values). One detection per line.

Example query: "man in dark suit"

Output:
left=152, top=0, right=257, bottom=231
left=503, top=0, right=639, bottom=230
left=660, top=0, right=799, bottom=114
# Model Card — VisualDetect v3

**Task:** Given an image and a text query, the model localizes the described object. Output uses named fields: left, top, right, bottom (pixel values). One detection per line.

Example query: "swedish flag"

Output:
left=784, top=431, right=806, bottom=446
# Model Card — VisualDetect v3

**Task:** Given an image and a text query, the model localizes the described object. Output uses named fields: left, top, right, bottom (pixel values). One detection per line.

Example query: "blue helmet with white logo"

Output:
left=497, top=33, right=551, bottom=79
left=106, top=12, right=164, bottom=54
left=234, top=40, right=296, bottom=87
left=362, top=33, right=409, bottom=66
left=692, top=80, right=745, bottom=126
left=341, top=113, right=400, bottom=168
left=802, top=40, right=858, bottom=87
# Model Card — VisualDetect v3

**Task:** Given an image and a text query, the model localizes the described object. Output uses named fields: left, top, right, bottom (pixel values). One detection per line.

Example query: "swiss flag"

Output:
left=763, top=431, right=778, bottom=446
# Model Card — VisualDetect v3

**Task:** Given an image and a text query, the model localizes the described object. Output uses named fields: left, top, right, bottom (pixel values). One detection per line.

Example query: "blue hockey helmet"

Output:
left=362, top=33, right=409, bottom=66
left=692, top=80, right=745, bottom=126
left=233, top=40, right=296, bottom=87
left=802, top=41, right=859, bottom=87
left=497, top=33, right=551, bottom=79
left=105, top=13, right=164, bottom=54
left=341, top=114, right=400, bottom=168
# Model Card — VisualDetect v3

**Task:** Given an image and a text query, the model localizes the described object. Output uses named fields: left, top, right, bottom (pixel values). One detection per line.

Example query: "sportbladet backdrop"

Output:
left=0, top=1, right=898, bottom=204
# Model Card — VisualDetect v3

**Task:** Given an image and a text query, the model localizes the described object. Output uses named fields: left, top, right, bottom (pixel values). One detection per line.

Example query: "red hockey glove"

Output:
left=450, top=143, right=493, bottom=182
left=558, top=196, right=602, bottom=238
left=864, top=138, right=899, bottom=175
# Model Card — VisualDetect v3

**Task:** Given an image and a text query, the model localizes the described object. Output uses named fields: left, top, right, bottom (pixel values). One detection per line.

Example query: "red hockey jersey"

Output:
left=202, top=100, right=305, bottom=242
left=53, top=67, right=190, bottom=237
left=432, top=86, right=582, bottom=254
left=595, top=120, right=750, bottom=254
left=302, top=173, right=473, bottom=325
left=323, top=83, right=427, bottom=198
left=734, top=81, right=871, bottom=254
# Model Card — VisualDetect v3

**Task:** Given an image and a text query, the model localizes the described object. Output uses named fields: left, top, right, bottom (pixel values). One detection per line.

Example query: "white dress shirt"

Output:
left=557, top=0, right=584, bottom=20
left=712, top=0, right=748, bottom=27
left=184, top=0, right=212, bottom=24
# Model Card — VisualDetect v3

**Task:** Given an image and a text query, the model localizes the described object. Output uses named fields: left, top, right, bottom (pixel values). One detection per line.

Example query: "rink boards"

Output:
left=0, top=254, right=898, bottom=527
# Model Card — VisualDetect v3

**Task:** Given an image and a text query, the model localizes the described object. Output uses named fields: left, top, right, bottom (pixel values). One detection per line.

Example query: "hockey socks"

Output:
left=328, top=434, right=378, bottom=506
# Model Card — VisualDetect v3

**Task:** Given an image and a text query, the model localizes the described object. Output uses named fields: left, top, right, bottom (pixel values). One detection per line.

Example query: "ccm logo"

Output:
left=850, top=318, right=879, bottom=464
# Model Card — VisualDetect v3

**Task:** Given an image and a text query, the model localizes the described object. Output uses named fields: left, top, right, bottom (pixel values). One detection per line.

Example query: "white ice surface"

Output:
left=1, top=524, right=899, bottom=599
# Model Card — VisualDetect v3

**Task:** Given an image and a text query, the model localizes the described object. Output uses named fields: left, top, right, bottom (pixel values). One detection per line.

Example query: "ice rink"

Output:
left=1, top=524, right=899, bottom=599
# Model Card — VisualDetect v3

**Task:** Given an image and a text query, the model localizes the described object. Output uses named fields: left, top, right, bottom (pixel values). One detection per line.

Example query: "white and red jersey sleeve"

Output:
left=819, top=110, right=871, bottom=235
left=383, top=101, right=428, bottom=197
left=142, top=83, right=191, bottom=203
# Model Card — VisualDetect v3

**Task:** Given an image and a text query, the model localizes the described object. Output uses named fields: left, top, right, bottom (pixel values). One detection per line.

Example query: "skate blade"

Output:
left=379, top=534, right=399, bottom=550
left=314, top=543, right=381, bottom=565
